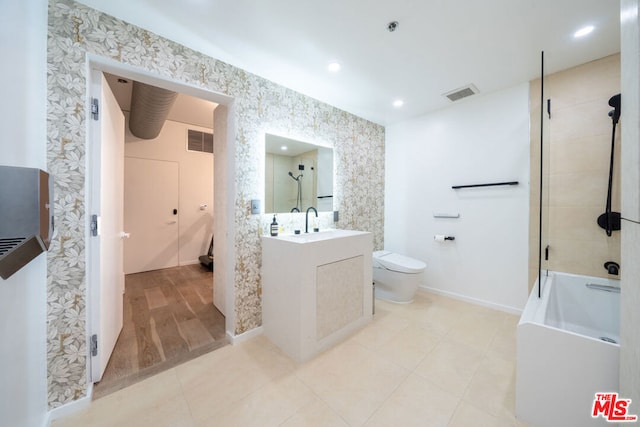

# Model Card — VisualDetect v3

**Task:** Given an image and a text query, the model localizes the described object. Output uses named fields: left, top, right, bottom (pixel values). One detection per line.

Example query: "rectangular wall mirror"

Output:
left=265, top=133, right=333, bottom=213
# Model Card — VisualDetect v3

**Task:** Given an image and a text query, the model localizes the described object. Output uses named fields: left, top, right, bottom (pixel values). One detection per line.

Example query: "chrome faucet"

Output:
left=305, top=206, right=318, bottom=233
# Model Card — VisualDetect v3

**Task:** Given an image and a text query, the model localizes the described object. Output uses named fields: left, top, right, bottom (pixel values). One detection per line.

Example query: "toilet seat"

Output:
left=373, top=250, right=426, bottom=274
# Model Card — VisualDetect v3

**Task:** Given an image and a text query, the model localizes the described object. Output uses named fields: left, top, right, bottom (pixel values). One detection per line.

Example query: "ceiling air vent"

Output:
left=187, top=129, right=214, bottom=154
left=443, top=84, right=479, bottom=102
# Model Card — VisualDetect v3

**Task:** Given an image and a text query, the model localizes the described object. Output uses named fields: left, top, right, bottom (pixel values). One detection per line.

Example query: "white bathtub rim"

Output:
left=518, top=319, right=620, bottom=347
left=521, top=270, right=621, bottom=347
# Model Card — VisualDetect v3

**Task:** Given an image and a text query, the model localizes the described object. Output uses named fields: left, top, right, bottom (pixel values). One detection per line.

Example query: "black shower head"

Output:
left=288, top=171, right=302, bottom=181
left=608, top=93, right=621, bottom=124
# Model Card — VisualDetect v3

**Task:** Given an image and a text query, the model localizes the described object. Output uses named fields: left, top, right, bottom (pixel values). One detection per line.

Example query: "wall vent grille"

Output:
left=443, top=84, right=479, bottom=102
left=0, top=238, right=26, bottom=256
left=187, top=129, right=213, bottom=153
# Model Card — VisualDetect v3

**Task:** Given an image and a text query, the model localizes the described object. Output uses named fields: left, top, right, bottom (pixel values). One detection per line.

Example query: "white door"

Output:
left=89, top=71, right=125, bottom=382
left=123, top=157, right=180, bottom=274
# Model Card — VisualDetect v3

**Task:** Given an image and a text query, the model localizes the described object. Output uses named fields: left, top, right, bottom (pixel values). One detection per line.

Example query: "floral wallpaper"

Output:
left=47, top=0, right=384, bottom=407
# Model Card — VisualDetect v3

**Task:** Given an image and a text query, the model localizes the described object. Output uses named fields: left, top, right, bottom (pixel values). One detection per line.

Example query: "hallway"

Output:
left=94, top=265, right=227, bottom=398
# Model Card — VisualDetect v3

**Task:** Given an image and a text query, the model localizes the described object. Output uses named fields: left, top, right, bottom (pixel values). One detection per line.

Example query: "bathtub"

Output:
left=516, top=271, right=620, bottom=427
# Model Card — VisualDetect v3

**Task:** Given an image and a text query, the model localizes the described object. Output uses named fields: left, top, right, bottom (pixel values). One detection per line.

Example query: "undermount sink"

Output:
left=277, top=228, right=368, bottom=243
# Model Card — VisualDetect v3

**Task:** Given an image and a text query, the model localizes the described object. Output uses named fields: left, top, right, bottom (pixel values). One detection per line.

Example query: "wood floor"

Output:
left=94, top=264, right=227, bottom=398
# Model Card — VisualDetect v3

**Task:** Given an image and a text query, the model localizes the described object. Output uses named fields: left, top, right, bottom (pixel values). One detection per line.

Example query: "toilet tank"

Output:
left=0, top=166, right=54, bottom=279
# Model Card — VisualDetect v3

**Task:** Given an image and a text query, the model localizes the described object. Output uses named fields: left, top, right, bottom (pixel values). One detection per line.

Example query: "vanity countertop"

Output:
left=262, top=228, right=369, bottom=244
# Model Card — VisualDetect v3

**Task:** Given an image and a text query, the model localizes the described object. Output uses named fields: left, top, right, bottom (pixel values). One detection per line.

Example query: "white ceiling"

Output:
left=79, top=0, right=621, bottom=126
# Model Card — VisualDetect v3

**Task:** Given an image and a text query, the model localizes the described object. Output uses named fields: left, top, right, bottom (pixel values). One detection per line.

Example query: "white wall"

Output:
left=385, top=83, right=530, bottom=312
left=124, top=117, right=214, bottom=265
left=0, top=1, right=49, bottom=426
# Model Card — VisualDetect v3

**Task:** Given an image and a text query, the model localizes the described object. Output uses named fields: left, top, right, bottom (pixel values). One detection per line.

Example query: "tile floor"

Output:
left=53, top=291, right=529, bottom=427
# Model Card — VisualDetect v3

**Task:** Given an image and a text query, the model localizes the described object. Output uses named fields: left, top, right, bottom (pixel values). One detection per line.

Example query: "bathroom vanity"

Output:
left=261, top=229, right=373, bottom=363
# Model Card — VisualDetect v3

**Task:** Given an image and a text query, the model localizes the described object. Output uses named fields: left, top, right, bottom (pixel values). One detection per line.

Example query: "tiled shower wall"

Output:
left=46, top=0, right=384, bottom=407
left=529, top=54, right=621, bottom=287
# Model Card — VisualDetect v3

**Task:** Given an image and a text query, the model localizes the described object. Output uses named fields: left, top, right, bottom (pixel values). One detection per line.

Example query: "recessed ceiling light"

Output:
left=392, top=99, right=404, bottom=108
left=327, top=62, right=341, bottom=72
left=281, top=145, right=288, bottom=151
left=574, top=25, right=594, bottom=38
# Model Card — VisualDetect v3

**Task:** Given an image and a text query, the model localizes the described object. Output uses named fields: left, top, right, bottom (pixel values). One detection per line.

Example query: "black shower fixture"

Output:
left=604, top=261, right=620, bottom=275
left=597, top=93, right=622, bottom=236
left=288, top=171, right=303, bottom=212
left=608, top=94, right=621, bottom=125
left=288, top=171, right=302, bottom=181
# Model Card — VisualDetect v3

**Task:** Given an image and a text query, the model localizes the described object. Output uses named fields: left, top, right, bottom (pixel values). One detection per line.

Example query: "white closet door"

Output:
left=124, top=157, right=179, bottom=274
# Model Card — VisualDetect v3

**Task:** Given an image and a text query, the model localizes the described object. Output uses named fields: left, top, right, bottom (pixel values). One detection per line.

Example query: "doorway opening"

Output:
left=86, top=56, right=236, bottom=397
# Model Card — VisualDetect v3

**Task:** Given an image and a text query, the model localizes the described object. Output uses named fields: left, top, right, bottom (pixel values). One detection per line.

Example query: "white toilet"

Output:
left=372, top=250, right=426, bottom=303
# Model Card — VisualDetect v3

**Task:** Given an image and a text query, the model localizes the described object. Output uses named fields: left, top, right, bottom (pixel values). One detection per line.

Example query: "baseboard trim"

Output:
left=418, top=286, right=523, bottom=315
left=46, top=383, right=93, bottom=426
left=227, top=326, right=263, bottom=344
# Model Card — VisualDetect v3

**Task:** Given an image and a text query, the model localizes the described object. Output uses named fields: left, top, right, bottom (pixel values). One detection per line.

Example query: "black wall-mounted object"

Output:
left=451, top=181, right=519, bottom=190
left=597, top=93, right=622, bottom=237
left=0, top=166, right=54, bottom=279
left=604, top=261, right=620, bottom=276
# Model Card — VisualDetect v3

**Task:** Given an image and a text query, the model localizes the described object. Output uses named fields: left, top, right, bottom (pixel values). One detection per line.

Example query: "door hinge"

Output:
left=91, top=98, right=99, bottom=120
left=90, top=214, right=98, bottom=237
left=90, top=334, right=98, bottom=357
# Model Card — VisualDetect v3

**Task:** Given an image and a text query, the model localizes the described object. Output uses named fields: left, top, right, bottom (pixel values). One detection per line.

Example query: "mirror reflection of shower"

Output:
left=264, top=133, right=333, bottom=214
left=288, top=171, right=303, bottom=212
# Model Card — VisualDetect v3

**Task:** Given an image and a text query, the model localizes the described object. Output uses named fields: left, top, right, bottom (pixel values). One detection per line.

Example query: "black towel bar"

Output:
left=451, top=181, right=519, bottom=189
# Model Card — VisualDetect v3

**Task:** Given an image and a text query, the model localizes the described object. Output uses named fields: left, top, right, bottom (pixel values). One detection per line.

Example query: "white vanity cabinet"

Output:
left=261, top=229, right=373, bottom=363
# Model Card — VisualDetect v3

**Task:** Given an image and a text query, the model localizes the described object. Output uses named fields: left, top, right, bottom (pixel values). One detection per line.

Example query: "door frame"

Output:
left=85, top=54, right=236, bottom=386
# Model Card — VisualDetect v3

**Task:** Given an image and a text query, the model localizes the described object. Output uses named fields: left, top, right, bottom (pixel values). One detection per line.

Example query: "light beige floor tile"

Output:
left=448, top=401, right=512, bottom=427
left=445, top=311, right=503, bottom=352
left=350, top=312, right=411, bottom=350
left=487, top=324, right=517, bottom=362
left=53, top=293, right=521, bottom=427
left=297, top=341, right=409, bottom=426
left=177, top=336, right=296, bottom=423
left=298, top=340, right=371, bottom=379
left=373, top=298, right=410, bottom=315
left=463, top=356, right=517, bottom=420
left=374, top=324, right=441, bottom=370
left=198, top=375, right=316, bottom=427
left=501, top=313, right=520, bottom=330
left=280, top=397, right=350, bottom=427
left=53, top=369, right=195, bottom=427
left=414, top=339, right=484, bottom=397
left=364, top=373, right=460, bottom=427
left=404, top=305, right=463, bottom=337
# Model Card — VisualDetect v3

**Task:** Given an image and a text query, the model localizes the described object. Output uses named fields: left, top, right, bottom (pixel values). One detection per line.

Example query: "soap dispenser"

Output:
left=270, top=214, right=278, bottom=236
